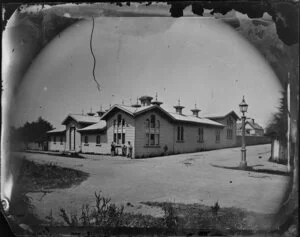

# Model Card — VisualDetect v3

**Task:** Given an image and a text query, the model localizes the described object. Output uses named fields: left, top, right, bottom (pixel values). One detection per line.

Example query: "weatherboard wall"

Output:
left=106, top=111, right=136, bottom=156
left=80, top=133, right=110, bottom=154
left=134, top=110, right=175, bottom=158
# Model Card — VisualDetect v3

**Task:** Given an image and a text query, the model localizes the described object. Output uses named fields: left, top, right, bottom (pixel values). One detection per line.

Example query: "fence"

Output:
left=236, top=135, right=271, bottom=147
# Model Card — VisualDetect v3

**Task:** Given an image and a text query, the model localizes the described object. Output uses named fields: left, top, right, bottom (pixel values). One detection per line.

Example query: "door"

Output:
left=69, top=127, right=76, bottom=151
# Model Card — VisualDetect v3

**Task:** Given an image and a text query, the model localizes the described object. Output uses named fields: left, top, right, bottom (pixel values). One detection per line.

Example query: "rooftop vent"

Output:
left=191, top=103, right=201, bottom=117
left=151, top=93, right=163, bottom=106
left=139, top=95, right=153, bottom=106
left=174, top=99, right=184, bottom=115
left=87, top=108, right=95, bottom=116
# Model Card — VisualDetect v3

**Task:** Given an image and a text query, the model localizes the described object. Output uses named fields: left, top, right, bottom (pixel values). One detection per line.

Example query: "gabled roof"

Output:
left=62, top=114, right=101, bottom=125
left=205, top=110, right=240, bottom=120
left=169, top=112, right=225, bottom=127
left=77, top=121, right=107, bottom=132
left=47, top=126, right=66, bottom=134
left=101, top=104, right=225, bottom=127
left=237, top=121, right=264, bottom=130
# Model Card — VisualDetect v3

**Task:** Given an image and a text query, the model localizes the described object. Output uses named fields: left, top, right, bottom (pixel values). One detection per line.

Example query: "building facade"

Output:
left=47, top=95, right=239, bottom=158
left=236, top=118, right=264, bottom=136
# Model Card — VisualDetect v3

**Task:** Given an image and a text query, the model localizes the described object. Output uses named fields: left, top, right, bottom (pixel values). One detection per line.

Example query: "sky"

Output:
left=11, top=17, right=282, bottom=128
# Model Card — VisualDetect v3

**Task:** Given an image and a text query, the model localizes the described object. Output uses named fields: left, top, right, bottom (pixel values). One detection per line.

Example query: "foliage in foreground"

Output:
left=19, top=157, right=89, bottom=191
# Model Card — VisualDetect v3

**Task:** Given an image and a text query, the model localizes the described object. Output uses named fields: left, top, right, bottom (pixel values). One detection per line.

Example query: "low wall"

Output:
left=236, top=135, right=271, bottom=147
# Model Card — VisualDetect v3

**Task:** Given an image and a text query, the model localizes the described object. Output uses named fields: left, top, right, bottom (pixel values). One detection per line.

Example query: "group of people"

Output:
left=111, top=141, right=133, bottom=158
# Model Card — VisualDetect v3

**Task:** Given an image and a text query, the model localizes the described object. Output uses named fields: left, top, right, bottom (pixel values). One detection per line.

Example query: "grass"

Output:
left=4, top=156, right=89, bottom=234
left=141, top=201, right=275, bottom=235
left=18, top=157, right=89, bottom=191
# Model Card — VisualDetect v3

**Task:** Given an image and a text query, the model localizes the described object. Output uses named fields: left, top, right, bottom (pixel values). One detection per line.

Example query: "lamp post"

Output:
left=239, top=96, right=248, bottom=169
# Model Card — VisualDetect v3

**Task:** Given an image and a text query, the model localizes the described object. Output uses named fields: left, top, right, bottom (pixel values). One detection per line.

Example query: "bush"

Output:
left=59, top=191, right=124, bottom=228
left=162, top=203, right=178, bottom=231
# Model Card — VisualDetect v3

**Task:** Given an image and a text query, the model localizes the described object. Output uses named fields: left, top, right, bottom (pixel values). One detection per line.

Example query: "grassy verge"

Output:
left=141, top=201, right=276, bottom=235
left=5, top=156, right=89, bottom=234
left=18, top=158, right=89, bottom=191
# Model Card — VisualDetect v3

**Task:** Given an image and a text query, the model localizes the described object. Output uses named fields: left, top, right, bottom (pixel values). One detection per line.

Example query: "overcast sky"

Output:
left=11, top=17, right=282, bottom=128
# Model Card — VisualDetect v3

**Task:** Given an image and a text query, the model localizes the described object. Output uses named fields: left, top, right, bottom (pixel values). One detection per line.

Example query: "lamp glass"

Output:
left=239, top=97, right=248, bottom=113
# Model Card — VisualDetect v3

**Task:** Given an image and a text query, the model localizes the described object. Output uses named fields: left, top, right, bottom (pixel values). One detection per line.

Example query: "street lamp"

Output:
left=239, top=96, right=248, bottom=169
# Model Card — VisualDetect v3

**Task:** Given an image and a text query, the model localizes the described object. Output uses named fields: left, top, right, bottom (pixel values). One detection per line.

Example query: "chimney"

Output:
left=139, top=95, right=153, bottom=106
left=191, top=103, right=201, bottom=117
left=252, top=119, right=255, bottom=124
left=151, top=92, right=163, bottom=106
left=131, top=97, right=141, bottom=108
left=96, top=106, right=105, bottom=117
left=87, top=108, right=95, bottom=116
left=174, top=99, right=185, bottom=115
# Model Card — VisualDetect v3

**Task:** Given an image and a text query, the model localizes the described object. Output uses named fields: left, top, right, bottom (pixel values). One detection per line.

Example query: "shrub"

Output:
left=162, top=203, right=178, bottom=231
left=59, top=191, right=124, bottom=228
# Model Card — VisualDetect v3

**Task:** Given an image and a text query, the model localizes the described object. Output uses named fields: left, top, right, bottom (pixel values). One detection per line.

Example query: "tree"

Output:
left=265, top=89, right=287, bottom=145
left=16, top=117, right=53, bottom=145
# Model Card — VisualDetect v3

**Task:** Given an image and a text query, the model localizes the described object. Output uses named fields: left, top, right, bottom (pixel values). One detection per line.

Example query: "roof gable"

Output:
left=101, top=104, right=224, bottom=127
left=206, top=110, right=240, bottom=121
left=62, top=114, right=101, bottom=125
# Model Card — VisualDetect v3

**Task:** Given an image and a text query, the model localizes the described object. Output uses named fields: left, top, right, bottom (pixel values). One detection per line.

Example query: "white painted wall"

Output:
left=80, top=133, right=110, bottom=154
left=48, top=134, right=66, bottom=152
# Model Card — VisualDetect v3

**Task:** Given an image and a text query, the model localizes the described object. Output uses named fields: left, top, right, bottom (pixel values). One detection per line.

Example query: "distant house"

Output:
left=236, top=118, right=264, bottom=136
left=47, top=126, right=66, bottom=152
left=47, top=95, right=240, bottom=158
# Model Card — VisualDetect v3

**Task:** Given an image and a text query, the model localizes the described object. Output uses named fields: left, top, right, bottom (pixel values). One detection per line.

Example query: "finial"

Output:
left=155, top=92, right=158, bottom=101
left=178, top=98, right=181, bottom=106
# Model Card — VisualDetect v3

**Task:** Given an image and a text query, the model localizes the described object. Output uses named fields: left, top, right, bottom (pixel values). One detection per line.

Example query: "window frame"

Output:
left=84, top=135, right=89, bottom=145
left=96, top=135, right=101, bottom=145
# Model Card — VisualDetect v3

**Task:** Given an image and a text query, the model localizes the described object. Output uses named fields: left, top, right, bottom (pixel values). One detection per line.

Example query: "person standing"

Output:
left=111, top=142, right=116, bottom=157
left=122, top=144, right=127, bottom=156
left=127, top=141, right=133, bottom=158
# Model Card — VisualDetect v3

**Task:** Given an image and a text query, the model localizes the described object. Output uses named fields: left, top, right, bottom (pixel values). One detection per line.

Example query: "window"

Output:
left=145, top=115, right=160, bottom=146
left=216, top=130, right=220, bottom=143
left=122, top=133, right=125, bottom=144
left=155, top=134, right=160, bottom=145
left=117, top=114, right=122, bottom=126
left=84, top=135, right=89, bottom=144
left=150, top=115, right=156, bottom=128
left=117, top=133, right=122, bottom=144
left=198, top=127, right=204, bottom=142
left=150, top=134, right=155, bottom=145
left=156, top=120, right=160, bottom=128
left=227, top=129, right=233, bottom=140
left=227, top=117, right=233, bottom=128
left=60, top=136, right=63, bottom=144
left=54, top=136, right=56, bottom=144
left=96, top=135, right=101, bottom=144
left=145, top=119, right=150, bottom=129
left=113, top=114, right=127, bottom=145
left=177, top=126, right=184, bottom=141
